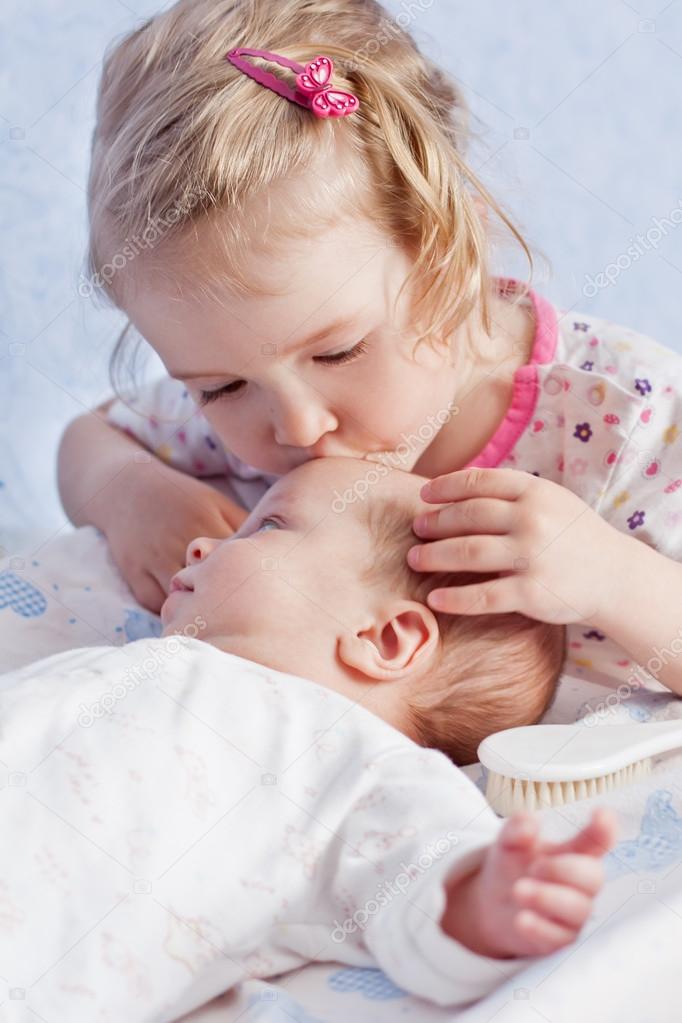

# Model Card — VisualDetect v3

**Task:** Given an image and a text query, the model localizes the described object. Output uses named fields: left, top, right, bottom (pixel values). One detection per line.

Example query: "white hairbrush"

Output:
left=477, top=719, right=682, bottom=816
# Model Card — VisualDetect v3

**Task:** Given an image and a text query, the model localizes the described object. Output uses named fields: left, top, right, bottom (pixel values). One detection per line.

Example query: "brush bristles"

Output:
left=485, top=758, right=653, bottom=816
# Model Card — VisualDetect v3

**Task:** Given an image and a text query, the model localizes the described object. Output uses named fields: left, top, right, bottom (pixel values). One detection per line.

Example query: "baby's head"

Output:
left=361, top=493, right=563, bottom=764
left=162, top=458, right=563, bottom=764
left=87, top=0, right=533, bottom=477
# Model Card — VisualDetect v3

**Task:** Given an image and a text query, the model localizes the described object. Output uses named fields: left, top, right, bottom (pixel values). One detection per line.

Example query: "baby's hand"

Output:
left=441, top=807, right=618, bottom=959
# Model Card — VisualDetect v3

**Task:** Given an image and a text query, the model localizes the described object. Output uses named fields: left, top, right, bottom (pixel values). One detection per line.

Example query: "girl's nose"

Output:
left=271, top=391, right=338, bottom=449
left=185, top=537, right=217, bottom=566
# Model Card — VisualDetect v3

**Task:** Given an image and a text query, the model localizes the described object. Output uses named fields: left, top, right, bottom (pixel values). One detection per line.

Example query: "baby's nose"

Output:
left=185, top=537, right=215, bottom=566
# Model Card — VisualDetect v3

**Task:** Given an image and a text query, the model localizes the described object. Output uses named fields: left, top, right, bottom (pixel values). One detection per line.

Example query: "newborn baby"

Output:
left=0, top=457, right=617, bottom=1021
left=163, top=456, right=566, bottom=764
left=162, top=456, right=617, bottom=954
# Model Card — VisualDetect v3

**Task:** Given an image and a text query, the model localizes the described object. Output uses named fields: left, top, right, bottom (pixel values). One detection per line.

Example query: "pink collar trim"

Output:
left=465, top=279, right=558, bottom=469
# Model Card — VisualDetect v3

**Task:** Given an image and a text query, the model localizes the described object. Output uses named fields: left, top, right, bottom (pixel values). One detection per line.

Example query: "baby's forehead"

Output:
left=283, top=457, right=426, bottom=508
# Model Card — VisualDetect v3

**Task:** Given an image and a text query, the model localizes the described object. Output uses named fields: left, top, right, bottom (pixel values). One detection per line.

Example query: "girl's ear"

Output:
left=337, top=601, right=439, bottom=682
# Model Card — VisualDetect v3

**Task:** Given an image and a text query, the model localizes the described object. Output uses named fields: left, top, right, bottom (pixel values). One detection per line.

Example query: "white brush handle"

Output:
left=478, top=719, right=682, bottom=782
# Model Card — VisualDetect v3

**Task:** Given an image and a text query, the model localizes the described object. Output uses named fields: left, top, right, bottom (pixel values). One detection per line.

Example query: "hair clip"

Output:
left=226, top=47, right=360, bottom=119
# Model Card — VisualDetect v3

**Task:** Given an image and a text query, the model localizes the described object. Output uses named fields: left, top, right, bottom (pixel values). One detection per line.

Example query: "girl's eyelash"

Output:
left=314, top=338, right=369, bottom=365
left=199, top=380, right=244, bottom=405
left=198, top=338, right=369, bottom=405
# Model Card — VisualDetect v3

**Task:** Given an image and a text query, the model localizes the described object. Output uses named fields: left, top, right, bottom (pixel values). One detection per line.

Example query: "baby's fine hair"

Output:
left=362, top=496, right=565, bottom=765
left=86, top=0, right=534, bottom=387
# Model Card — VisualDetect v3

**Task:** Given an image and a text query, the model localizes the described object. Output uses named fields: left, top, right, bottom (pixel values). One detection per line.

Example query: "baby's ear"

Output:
left=337, top=600, right=439, bottom=682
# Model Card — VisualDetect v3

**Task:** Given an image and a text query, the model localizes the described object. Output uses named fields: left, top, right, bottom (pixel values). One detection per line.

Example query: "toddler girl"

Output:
left=59, top=0, right=682, bottom=694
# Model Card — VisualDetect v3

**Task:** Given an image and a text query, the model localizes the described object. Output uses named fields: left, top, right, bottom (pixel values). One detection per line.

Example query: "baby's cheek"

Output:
left=208, top=550, right=258, bottom=592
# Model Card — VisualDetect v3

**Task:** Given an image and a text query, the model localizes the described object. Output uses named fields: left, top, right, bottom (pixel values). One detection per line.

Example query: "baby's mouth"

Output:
left=161, top=572, right=195, bottom=625
left=169, top=572, right=194, bottom=594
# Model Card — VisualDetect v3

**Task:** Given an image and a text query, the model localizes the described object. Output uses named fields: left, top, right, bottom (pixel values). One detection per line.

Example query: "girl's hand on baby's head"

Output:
left=409, top=468, right=629, bottom=627
left=104, top=466, right=248, bottom=613
left=442, top=807, right=619, bottom=960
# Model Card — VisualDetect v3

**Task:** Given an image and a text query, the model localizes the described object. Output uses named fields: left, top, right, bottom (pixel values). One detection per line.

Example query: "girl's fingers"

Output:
left=407, top=535, right=515, bottom=574
left=541, top=808, right=620, bottom=858
left=421, top=468, right=535, bottom=504
left=413, top=498, right=513, bottom=539
left=513, top=878, right=593, bottom=930
left=427, top=576, right=519, bottom=615
left=527, top=854, right=604, bottom=897
left=514, top=909, right=577, bottom=956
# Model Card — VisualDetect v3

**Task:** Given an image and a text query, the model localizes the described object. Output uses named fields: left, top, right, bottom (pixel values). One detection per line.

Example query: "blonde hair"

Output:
left=363, top=498, right=565, bottom=765
left=85, top=0, right=535, bottom=392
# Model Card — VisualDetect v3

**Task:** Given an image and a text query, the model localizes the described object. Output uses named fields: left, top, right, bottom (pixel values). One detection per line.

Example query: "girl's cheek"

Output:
left=202, top=405, right=237, bottom=440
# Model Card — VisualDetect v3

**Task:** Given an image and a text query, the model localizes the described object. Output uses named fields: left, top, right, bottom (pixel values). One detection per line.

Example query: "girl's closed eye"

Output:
left=199, top=379, right=244, bottom=405
left=198, top=338, right=369, bottom=405
left=314, top=337, right=369, bottom=366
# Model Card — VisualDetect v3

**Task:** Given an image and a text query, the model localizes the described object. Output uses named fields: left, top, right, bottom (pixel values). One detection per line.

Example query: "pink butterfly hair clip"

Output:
left=226, top=47, right=360, bottom=119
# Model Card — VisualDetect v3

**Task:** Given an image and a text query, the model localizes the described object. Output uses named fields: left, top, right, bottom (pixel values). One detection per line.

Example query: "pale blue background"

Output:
left=2, top=0, right=682, bottom=547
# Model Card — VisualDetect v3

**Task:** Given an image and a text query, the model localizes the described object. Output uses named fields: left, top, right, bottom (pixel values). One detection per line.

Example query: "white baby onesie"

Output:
left=0, top=637, right=527, bottom=1022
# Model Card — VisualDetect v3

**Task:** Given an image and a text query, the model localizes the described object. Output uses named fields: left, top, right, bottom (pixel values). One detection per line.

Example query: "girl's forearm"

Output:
left=594, top=534, right=682, bottom=697
left=57, top=404, right=162, bottom=529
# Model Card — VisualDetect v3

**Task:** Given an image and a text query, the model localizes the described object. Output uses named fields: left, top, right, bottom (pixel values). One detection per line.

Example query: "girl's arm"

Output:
left=58, top=400, right=149, bottom=528
left=57, top=406, right=249, bottom=611
left=58, top=402, right=246, bottom=531
left=592, top=533, right=682, bottom=697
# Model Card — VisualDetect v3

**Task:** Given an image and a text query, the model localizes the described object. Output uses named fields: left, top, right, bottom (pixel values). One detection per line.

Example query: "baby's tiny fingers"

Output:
left=499, top=812, right=539, bottom=851
left=513, top=878, right=593, bottom=929
left=515, top=910, right=577, bottom=956
left=542, top=807, right=619, bottom=858
left=528, top=854, right=604, bottom=896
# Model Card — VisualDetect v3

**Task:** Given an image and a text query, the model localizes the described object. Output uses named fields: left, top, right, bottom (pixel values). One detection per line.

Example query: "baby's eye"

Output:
left=254, top=516, right=282, bottom=533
